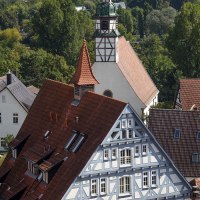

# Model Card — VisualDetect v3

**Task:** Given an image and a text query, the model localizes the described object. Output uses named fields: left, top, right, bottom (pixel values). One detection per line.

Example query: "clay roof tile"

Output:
left=70, top=39, right=99, bottom=86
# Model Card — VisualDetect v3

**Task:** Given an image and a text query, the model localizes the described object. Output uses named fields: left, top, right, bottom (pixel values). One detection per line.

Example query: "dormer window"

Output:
left=197, top=132, right=200, bottom=140
left=101, top=20, right=109, bottom=30
left=174, top=128, right=181, bottom=139
left=27, top=160, right=40, bottom=175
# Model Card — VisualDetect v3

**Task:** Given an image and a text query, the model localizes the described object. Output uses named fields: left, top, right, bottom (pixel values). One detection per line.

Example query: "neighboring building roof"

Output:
left=0, top=79, right=126, bottom=199
left=27, top=85, right=39, bottom=95
left=114, top=2, right=126, bottom=9
left=75, top=6, right=86, bottom=12
left=70, top=40, right=99, bottom=86
left=148, top=109, right=200, bottom=178
left=0, top=74, right=36, bottom=110
left=117, top=36, right=158, bottom=105
left=176, top=79, right=200, bottom=110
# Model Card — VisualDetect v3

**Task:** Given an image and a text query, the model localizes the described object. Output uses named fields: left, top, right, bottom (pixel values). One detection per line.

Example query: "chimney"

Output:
left=6, top=70, right=12, bottom=85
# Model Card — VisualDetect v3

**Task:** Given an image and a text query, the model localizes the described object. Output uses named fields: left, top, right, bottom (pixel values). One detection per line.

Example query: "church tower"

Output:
left=94, top=0, right=120, bottom=62
left=70, top=39, right=99, bottom=101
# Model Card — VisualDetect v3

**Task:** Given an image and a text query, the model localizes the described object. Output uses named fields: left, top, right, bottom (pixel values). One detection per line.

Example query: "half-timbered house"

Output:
left=0, top=40, right=191, bottom=200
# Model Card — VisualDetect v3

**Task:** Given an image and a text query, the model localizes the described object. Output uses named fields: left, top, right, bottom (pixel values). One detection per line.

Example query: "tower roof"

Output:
left=70, top=40, right=99, bottom=86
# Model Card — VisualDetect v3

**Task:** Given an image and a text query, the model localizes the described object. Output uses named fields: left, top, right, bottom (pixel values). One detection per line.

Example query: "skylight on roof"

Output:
left=70, top=133, right=86, bottom=153
left=64, top=130, right=78, bottom=150
left=44, top=130, right=51, bottom=138
left=174, top=128, right=181, bottom=139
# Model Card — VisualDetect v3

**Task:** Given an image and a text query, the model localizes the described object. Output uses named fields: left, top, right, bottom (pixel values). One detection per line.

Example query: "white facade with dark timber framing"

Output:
left=62, top=104, right=191, bottom=200
left=92, top=0, right=159, bottom=117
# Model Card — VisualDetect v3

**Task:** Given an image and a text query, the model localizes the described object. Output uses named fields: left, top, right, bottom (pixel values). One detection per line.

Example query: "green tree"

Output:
left=0, top=45, right=20, bottom=75
left=31, top=0, right=81, bottom=65
left=3, top=134, right=14, bottom=149
left=0, top=1, right=28, bottom=29
left=19, top=47, right=74, bottom=87
left=167, top=2, right=200, bottom=77
left=136, top=34, right=177, bottom=101
left=0, top=28, right=22, bottom=47
left=145, top=7, right=177, bottom=35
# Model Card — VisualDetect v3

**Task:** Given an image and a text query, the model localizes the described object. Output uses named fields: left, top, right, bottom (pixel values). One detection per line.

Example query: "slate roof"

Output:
left=70, top=40, right=99, bottom=86
left=117, top=36, right=158, bottom=105
left=148, top=109, right=200, bottom=178
left=27, top=85, right=39, bottom=95
left=0, top=74, right=36, bottom=110
left=0, top=79, right=126, bottom=200
left=176, top=79, right=200, bottom=110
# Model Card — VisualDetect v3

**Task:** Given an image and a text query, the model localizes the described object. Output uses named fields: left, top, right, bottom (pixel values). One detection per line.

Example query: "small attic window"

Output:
left=174, top=128, right=181, bottom=139
left=197, top=132, right=200, bottom=140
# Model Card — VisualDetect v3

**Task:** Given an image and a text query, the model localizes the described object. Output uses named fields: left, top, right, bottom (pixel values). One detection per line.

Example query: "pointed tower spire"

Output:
left=70, top=39, right=99, bottom=101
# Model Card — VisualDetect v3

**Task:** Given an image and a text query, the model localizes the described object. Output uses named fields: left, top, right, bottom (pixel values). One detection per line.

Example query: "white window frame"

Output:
left=120, top=149, right=131, bottom=166
left=13, top=113, right=18, bottom=124
left=119, top=176, right=131, bottom=195
left=128, top=118, right=133, bottom=128
left=135, top=145, right=140, bottom=157
left=121, top=119, right=127, bottom=129
left=151, top=170, right=157, bottom=187
left=91, top=179, right=98, bottom=196
left=103, top=149, right=109, bottom=160
left=0, top=137, right=5, bottom=147
left=111, top=148, right=117, bottom=160
left=143, top=171, right=149, bottom=188
left=122, top=130, right=127, bottom=139
left=100, top=177, right=107, bottom=195
left=127, top=129, right=132, bottom=139
left=43, top=172, right=48, bottom=183
left=12, top=148, right=17, bottom=159
left=2, top=95, right=6, bottom=103
left=142, top=144, right=148, bottom=156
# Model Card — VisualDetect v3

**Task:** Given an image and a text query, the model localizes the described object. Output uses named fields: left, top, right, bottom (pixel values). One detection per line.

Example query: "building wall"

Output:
left=93, top=62, right=145, bottom=117
left=0, top=88, right=27, bottom=147
left=62, top=105, right=191, bottom=200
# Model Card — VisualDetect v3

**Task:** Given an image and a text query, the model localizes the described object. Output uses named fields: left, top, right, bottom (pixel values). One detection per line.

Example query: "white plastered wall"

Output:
left=0, top=89, right=27, bottom=145
left=93, top=62, right=145, bottom=116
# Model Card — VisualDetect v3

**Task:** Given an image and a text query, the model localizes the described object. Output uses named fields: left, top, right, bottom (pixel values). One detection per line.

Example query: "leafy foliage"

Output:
left=167, top=2, right=200, bottom=78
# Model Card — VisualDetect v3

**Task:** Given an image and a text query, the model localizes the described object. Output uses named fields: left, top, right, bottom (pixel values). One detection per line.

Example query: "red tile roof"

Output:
left=148, top=109, right=200, bottom=178
left=117, top=36, right=158, bottom=105
left=0, top=79, right=126, bottom=200
left=70, top=39, right=99, bottom=85
left=179, top=79, right=200, bottom=110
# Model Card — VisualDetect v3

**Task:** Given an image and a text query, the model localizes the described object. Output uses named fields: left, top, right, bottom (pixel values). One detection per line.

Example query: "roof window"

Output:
left=64, top=130, right=78, bottom=150
left=192, top=153, right=200, bottom=163
left=197, top=132, right=200, bottom=140
left=174, top=128, right=181, bottom=139
left=65, top=130, right=86, bottom=153
left=44, top=130, right=51, bottom=138
left=69, top=133, right=85, bottom=153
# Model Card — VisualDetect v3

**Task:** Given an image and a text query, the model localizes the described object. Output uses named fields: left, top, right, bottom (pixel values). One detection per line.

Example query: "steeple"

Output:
left=70, top=39, right=99, bottom=101
left=94, top=0, right=120, bottom=62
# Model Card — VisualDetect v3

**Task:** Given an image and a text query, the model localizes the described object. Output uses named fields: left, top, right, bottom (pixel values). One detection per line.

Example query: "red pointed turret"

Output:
left=70, top=39, right=99, bottom=101
left=70, top=39, right=99, bottom=86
